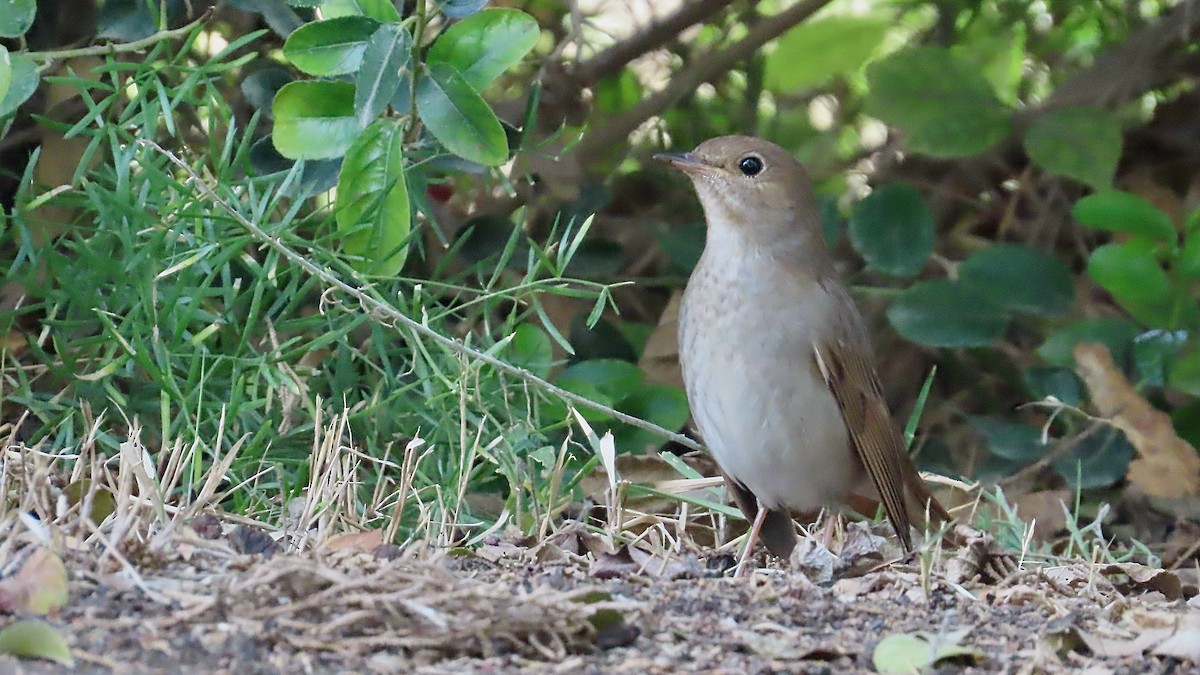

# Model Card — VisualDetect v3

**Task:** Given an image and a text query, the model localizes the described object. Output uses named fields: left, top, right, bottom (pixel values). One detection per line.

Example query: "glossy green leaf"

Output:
left=848, top=184, right=935, bottom=277
left=887, top=280, right=1009, bottom=347
left=0, top=0, right=36, bottom=38
left=865, top=46, right=1011, bottom=157
left=1022, top=365, right=1083, bottom=406
left=272, top=81, right=360, bottom=160
left=1052, top=427, right=1134, bottom=489
left=0, top=47, right=11, bottom=105
left=959, top=244, right=1074, bottom=316
left=968, top=416, right=1047, bottom=462
left=355, top=24, right=412, bottom=127
left=1133, top=329, right=1188, bottom=387
left=1087, top=242, right=1176, bottom=327
left=240, top=68, right=293, bottom=114
left=1071, top=190, right=1176, bottom=243
left=282, top=16, right=379, bottom=76
left=426, top=8, right=540, bottom=91
left=335, top=119, right=410, bottom=275
left=1024, top=106, right=1122, bottom=189
left=765, top=16, right=888, bottom=92
left=0, top=54, right=39, bottom=119
left=415, top=64, right=508, bottom=166
left=321, top=0, right=401, bottom=21
left=1037, top=318, right=1140, bottom=368
left=0, top=621, right=74, bottom=667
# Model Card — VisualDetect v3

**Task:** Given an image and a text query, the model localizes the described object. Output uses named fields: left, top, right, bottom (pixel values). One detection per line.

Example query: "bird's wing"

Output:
left=810, top=288, right=951, bottom=552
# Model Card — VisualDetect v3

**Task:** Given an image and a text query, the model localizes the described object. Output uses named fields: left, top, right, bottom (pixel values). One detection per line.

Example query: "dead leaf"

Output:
left=322, top=529, right=386, bottom=554
left=1152, top=620, right=1200, bottom=661
left=1100, top=563, right=1182, bottom=600
left=790, top=538, right=837, bottom=584
left=1074, top=343, right=1200, bottom=498
left=0, top=548, right=68, bottom=615
left=638, top=291, right=684, bottom=389
left=1013, top=489, right=1071, bottom=541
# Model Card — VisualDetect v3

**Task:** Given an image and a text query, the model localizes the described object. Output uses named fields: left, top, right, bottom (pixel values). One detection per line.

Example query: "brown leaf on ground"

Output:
left=1073, top=342, right=1200, bottom=499
left=322, top=529, right=386, bottom=554
left=1013, top=490, right=1071, bottom=541
left=0, top=548, right=68, bottom=616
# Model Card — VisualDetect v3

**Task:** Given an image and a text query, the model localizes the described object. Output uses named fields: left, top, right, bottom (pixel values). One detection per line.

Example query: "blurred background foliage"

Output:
left=2, top=0, right=1199, bottom=561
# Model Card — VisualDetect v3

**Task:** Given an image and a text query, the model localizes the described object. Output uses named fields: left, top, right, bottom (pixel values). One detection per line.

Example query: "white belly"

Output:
left=678, top=252, right=862, bottom=512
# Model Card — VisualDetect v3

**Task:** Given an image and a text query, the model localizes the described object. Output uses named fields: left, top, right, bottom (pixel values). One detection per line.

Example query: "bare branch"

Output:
left=574, top=0, right=835, bottom=159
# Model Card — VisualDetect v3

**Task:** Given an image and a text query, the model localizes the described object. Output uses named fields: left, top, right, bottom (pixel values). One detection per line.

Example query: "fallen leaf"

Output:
left=1074, top=343, right=1200, bottom=498
left=638, top=291, right=684, bottom=389
left=790, top=538, right=837, bottom=584
left=0, top=548, right=68, bottom=615
left=873, top=628, right=981, bottom=674
left=1013, top=489, right=1071, bottom=541
left=0, top=620, right=74, bottom=666
left=1100, top=563, right=1182, bottom=600
left=1152, top=620, right=1200, bottom=661
left=322, top=529, right=385, bottom=553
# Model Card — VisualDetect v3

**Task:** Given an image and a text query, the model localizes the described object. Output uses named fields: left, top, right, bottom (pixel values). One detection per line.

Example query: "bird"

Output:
left=655, top=136, right=951, bottom=571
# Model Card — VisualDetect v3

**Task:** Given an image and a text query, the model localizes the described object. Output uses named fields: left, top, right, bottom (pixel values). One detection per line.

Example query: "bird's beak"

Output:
left=654, top=151, right=708, bottom=174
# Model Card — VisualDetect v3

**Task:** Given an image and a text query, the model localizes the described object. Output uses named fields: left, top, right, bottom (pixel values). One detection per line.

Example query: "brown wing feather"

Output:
left=812, top=286, right=952, bottom=552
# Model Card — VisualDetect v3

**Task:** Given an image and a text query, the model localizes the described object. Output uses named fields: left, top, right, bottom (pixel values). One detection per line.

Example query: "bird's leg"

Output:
left=734, top=501, right=770, bottom=577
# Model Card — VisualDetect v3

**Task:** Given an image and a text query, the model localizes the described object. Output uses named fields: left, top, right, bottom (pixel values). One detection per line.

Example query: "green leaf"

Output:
left=1133, top=329, right=1188, bottom=387
left=968, top=416, right=1046, bottom=462
left=1022, top=365, right=1083, bottom=406
left=355, top=24, right=413, bottom=127
left=865, top=46, right=1011, bottom=157
left=335, top=119, right=410, bottom=275
left=765, top=16, right=888, bottom=92
left=282, top=16, right=380, bottom=76
left=444, top=0, right=488, bottom=18
left=1178, top=233, right=1200, bottom=279
left=320, top=0, right=401, bottom=21
left=507, top=324, right=554, bottom=378
left=0, top=0, right=36, bottom=38
left=887, top=279, right=1009, bottom=347
left=0, top=54, right=39, bottom=119
left=1169, top=346, right=1200, bottom=397
left=1087, top=242, right=1176, bottom=327
left=1024, top=106, right=1122, bottom=189
left=240, top=68, right=293, bottom=114
left=958, top=244, right=1074, bottom=316
left=613, top=384, right=690, bottom=453
left=873, top=630, right=981, bottom=674
left=1052, top=427, right=1134, bottom=489
left=0, top=620, right=74, bottom=667
left=1037, top=318, right=1140, bottom=368
left=556, top=359, right=644, bottom=402
left=0, top=47, right=11, bottom=105
left=1071, top=190, right=1176, bottom=243
left=426, top=8, right=540, bottom=91
left=848, top=184, right=935, bottom=277
left=272, top=81, right=360, bottom=160
left=415, top=64, right=508, bottom=166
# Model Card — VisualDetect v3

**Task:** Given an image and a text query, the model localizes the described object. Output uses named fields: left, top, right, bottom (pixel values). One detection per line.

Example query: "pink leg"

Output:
left=734, top=502, right=769, bottom=577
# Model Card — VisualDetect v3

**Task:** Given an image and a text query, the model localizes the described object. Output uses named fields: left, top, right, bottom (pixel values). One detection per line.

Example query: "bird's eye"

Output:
left=738, top=155, right=764, bottom=177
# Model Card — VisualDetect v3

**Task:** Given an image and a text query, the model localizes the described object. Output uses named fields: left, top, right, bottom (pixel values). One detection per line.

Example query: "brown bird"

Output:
left=656, top=136, right=951, bottom=569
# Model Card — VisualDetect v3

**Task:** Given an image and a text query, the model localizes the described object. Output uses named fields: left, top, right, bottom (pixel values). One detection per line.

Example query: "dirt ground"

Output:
left=3, top=520, right=1199, bottom=674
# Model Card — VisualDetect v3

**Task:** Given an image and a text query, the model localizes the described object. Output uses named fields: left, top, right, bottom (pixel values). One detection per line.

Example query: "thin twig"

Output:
left=26, top=13, right=210, bottom=63
left=575, top=0, right=834, bottom=158
left=140, top=140, right=704, bottom=452
left=572, top=0, right=737, bottom=85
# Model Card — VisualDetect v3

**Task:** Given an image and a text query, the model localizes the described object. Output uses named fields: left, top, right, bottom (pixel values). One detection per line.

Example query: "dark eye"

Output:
left=738, top=155, right=764, bottom=176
